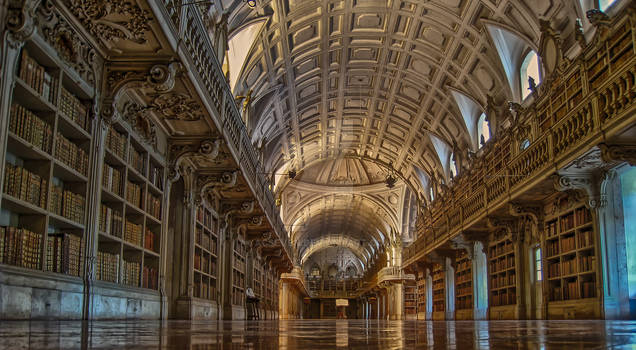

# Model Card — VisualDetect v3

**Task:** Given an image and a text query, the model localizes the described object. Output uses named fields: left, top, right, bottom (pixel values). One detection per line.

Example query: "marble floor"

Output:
left=0, top=319, right=635, bottom=349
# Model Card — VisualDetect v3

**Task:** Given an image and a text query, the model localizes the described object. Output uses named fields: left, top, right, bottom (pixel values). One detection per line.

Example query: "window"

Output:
left=449, top=154, right=458, bottom=178
left=477, top=113, right=490, bottom=148
left=429, top=186, right=435, bottom=201
left=535, top=247, right=543, bottom=281
left=520, top=51, right=541, bottom=100
left=520, top=139, right=531, bottom=150
left=599, top=0, right=617, bottom=11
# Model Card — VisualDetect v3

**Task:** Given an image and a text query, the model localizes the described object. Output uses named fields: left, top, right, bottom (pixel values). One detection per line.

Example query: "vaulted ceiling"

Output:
left=218, top=0, right=584, bottom=273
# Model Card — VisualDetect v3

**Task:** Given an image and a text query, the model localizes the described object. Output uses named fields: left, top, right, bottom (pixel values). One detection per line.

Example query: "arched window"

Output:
left=449, top=153, right=458, bottom=179
left=429, top=186, right=435, bottom=201
left=520, top=139, right=531, bottom=150
left=478, top=113, right=491, bottom=148
left=599, top=0, right=618, bottom=11
left=310, top=265, right=321, bottom=277
left=520, top=51, right=541, bottom=100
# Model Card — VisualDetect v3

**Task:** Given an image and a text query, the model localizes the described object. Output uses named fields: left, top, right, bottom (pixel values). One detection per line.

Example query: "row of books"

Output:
left=489, top=241, right=513, bottom=257
left=146, top=192, right=161, bottom=219
left=99, top=204, right=123, bottom=238
left=49, top=186, right=85, bottom=224
left=234, top=240, right=246, bottom=257
left=548, top=262, right=560, bottom=278
left=106, top=126, right=127, bottom=160
left=456, top=295, right=473, bottom=310
left=491, top=273, right=516, bottom=289
left=19, top=49, right=57, bottom=104
left=233, top=255, right=245, bottom=273
left=0, top=226, right=42, bottom=270
left=196, top=227, right=217, bottom=254
left=126, top=181, right=143, bottom=208
left=194, top=252, right=217, bottom=276
left=491, top=289, right=516, bottom=306
left=122, top=260, right=140, bottom=287
left=232, top=287, right=244, bottom=305
left=124, top=220, right=143, bottom=247
left=562, top=258, right=578, bottom=275
left=55, top=132, right=88, bottom=176
left=456, top=260, right=471, bottom=272
left=46, top=233, right=83, bottom=277
left=96, top=251, right=120, bottom=283
left=560, top=213, right=575, bottom=233
left=456, top=272, right=471, bottom=283
left=194, top=279, right=217, bottom=300
left=564, top=281, right=579, bottom=300
left=561, top=236, right=576, bottom=253
left=579, top=255, right=596, bottom=272
left=578, top=230, right=594, bottom=248
left=60, top=87, right=89, bottom=132
left=3, top=162, right=47, bottom=208
left=102, top=164, right=123, bottom=196
left=490, top=256, right=515, bottom=273
left=129, top=146, right=145, bottom=175
left=144, top=229, right=156, bottom=252
left=10, top=103, right=53, bottom=153
left=575, top=208, right=592, bottom=226
left=456, top=286, right=472, bottom=297
left=433, top=301, right=444, bottom=312
left=142, top=265, right=158, bottom=289
left=233, top=269, right=245, bottom=288
left=546, top=240, right=559, bottom=257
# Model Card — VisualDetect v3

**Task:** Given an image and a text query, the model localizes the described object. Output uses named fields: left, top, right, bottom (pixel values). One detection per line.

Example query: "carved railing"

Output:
left=152, top=2, right=292, bottom=261
left=307, top=277, right=363, bottom=298
left=404, top=10, right=636, bottom=265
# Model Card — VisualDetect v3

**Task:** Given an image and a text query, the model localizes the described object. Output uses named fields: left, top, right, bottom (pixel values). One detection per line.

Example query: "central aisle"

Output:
left=1, top=319, right=634, bottom=349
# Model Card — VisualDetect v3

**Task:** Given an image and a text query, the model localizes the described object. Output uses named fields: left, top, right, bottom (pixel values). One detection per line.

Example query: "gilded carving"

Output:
left=121, top=101, right=158, bottom=149
left=149, top=92, right=204, bottom=121
left=599, top=143, right=636, bottom=166
left=63, top=0, right=151, bottom=44
left=6, top=0, right=39, bottom=43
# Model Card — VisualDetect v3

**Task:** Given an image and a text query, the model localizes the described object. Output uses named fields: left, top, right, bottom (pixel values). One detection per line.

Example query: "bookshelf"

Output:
left=97, top=120, right=165, bottom=291
left=416, top=271, right=427, bottom=319
left=488, top=231, right=517, bottom=310
left=544, top=197, right=599, bottom=318
left=455, top=252, right=473, bottom=318
left=432, top=264, right=445, bottom=319
left=232, top=238, right=247, bottom=306
left=193, top=204, right=218, bottom=301
left=0, top=43, right=92, bottom=281
left=404, top=283, right=417, bottom=319
left=253, top=255, right=263, bottom=300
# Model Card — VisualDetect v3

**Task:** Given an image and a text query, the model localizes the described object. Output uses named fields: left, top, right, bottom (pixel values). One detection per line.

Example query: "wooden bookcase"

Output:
left=416, top=271, right=427, bottom=319
left=432, top=264, right=445, bottom=319
left=253, top=255, right=263, bottom=300
left=488, top=230, right=517, bottom=319
left=404, top=283, right=417, bottom=319
left=455, top=252, right=473, bottom=319
left=97, top=120, right=165, bottom=290
left=193, top=204, right=218, bottom=301
left=0, top=42, right=93, bottom=282
left=232, top=238, right=247, bottom=306
left=544, top=197, right=600, bottom=319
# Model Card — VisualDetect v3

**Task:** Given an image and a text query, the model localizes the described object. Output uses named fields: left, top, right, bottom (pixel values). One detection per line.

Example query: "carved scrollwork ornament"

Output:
left=599, top=143, right=636, bottom=166
left=6, top=0, right=39, bottom=44
left=122, top=101, right=158, bottom=149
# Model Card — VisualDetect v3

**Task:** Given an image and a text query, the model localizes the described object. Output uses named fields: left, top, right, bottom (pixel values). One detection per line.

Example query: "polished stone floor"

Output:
left=0, top=319, right=635, bottom=349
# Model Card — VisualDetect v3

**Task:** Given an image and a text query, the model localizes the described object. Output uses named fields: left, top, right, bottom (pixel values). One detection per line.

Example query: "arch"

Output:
left=449, top=88, right=484, bottom=151
left=449, top=153, right=458, bottom=179
left=227, top=19, right=267, bottom=93
left=484, top=21, right=541, bottom=102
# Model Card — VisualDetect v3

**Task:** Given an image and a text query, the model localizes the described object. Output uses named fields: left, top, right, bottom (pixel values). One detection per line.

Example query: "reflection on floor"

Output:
left=1, top=319, right=635, bottom=349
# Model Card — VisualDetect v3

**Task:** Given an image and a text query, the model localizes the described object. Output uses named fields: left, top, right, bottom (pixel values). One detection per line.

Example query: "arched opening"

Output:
left=478, top=113, right=491, bottom=148
left=520, top=51, right=541, bottom=100
left=520, top=139, right=531, bottom=150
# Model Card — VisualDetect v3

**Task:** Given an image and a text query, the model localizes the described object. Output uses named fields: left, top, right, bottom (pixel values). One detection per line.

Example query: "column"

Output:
left=473, top=241, right=489, bottom=320
left=445, top=257, right=455, bottom=320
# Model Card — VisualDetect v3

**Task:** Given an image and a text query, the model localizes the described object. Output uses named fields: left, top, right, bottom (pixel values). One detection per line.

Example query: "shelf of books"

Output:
left=404, top=283, right=417, bottom=319
left=264, top=264, right=278, bottom=319
left=97, top=119, right=164, bottom=292
left=455, top=252, right=473, bottom=320
left=416, top=271, right=427, bottom=319
left=432, top=264, right=445, bottom=320
left=0, top=42, right=93, bottom=289
left=253, top=255, right=263, bottom=300
left=232, top=239, right=247, bottom=306
left=544, top=197, right=600, bottom=319
left=193, top=204, right=218, bottom=301
left=488, top=230, right=518, bottom=319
